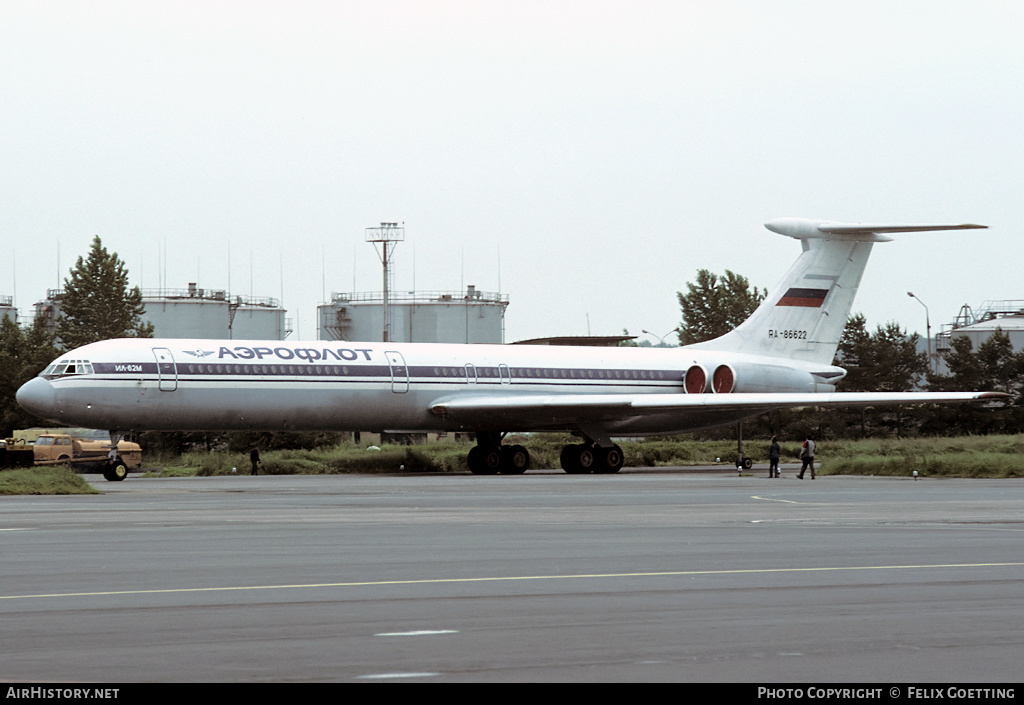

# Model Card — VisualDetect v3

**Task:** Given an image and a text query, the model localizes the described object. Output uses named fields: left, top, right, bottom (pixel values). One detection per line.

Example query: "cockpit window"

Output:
left=40, top=359, right=94, bottom=380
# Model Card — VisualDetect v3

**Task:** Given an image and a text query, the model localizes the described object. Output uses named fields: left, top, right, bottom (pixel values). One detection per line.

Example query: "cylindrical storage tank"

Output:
left=141, top=297, right=230, bottom=339
left=232, top=303, right=287, bottom=340
left=0, top=296, right=15, bottom=324
left=318, top=290, right=508, bottom=343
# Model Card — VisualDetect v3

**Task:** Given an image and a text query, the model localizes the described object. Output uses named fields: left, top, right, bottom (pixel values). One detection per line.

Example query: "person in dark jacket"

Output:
left=798, top=436, right=816, bottom=479
left=768, top=436, right=781, bottom=478
left=250, top=447, right=261, bottom=476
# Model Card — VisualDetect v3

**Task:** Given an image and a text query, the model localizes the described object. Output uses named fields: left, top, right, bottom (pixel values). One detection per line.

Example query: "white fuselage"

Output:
left=17, top=337, right=842, bottom=436
left=15, top=218, right=995, bottom=477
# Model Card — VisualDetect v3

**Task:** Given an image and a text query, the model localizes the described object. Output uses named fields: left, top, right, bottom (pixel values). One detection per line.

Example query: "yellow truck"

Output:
left=32, top=433, right=142, bottom=481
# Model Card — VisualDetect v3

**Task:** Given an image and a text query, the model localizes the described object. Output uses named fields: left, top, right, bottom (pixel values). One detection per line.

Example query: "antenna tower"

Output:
left=365, top=222, right=404, bottom=342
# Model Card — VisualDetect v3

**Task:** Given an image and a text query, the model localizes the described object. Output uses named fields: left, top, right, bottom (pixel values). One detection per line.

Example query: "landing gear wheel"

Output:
left=500, top=445, right=530, bottom=474
left=467, top=445, right=501, bottom=475
left=741, top=457, right=753, bottom=470
left=576, top=445, right=596, bottom=472
left=561, top=444, right=597, bottom=474
left=595, top=445, right=624, bottom=474
left=103, top=459, right=128, bottom=482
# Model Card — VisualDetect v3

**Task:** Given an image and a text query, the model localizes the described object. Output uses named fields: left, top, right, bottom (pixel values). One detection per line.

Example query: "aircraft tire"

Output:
left=561, top=444, right=594, bottom=474
left=467, top=445, right=501, bottom=475
left=104, top=459, right=129, bottom=482
left=595, top=445, right=624, bottom=474
left=576, top=445, right=596, bottom=473
left=500, top=445, right=530, bottom=474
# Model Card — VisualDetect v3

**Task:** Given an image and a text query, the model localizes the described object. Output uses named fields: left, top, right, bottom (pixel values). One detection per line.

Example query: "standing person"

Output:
left=768, top=436, right=781, bottom=478
left=250, top=446, right=261, bottom=476
left=797, top=436, right=816, bottom=479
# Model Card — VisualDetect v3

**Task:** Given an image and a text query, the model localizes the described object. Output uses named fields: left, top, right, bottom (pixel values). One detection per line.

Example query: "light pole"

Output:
left=907, top=291, right=933, bottom=373
left=642, top=327, right=680, bottom=347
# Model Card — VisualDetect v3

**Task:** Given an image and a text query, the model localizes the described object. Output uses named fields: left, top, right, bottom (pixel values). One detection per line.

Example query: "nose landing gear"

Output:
left=102, top=429, right=129, bottom=482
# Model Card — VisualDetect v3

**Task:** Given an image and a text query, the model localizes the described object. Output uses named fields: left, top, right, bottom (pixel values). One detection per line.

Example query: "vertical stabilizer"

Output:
left=688, top=218, right=986, bottom=365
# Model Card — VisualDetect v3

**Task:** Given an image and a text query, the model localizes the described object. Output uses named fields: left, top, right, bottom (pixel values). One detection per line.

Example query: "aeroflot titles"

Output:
left=215, top=346, right=375, bottom=362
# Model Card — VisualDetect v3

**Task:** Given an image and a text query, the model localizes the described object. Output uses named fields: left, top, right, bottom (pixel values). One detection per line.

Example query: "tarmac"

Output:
left=2, top=465, right=1022, bottom=682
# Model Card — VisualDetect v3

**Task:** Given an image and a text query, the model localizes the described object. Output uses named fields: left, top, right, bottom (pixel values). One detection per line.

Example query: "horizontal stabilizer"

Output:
left=765, top=218, right=987, bottom=242
left=818, top=222, right=988, bottom=235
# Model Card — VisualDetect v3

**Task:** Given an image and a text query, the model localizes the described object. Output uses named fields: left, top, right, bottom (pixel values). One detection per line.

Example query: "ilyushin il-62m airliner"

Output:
left=17, top=217, right=1002, bottom=480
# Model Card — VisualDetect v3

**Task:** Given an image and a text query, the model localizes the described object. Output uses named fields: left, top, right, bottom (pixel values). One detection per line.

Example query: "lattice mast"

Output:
left=365, top=222, right=404, bottom=342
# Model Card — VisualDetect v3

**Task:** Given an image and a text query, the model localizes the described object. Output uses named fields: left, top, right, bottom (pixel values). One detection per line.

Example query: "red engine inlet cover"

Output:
left=684, top=365, right=706, bottom=394
left=713, top=365, right=735, bottom=393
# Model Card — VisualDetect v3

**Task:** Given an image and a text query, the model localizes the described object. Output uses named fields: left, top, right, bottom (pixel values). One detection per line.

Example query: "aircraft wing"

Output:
left=430, top=391, right=1006, bottom=429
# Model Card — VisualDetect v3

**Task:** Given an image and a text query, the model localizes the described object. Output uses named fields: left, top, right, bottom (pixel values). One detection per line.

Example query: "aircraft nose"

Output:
left=16, top=377, right=57, bottom=419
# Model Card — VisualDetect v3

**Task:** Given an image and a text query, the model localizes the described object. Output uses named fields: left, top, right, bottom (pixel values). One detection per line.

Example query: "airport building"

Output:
left=34, top=284, right=291, bottom=340
left=317, top=286, right=509, bottom=344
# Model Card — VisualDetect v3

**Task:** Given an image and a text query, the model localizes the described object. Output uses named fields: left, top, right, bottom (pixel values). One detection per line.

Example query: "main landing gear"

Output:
left=465, top=432, right=624, bottom=475
left=466, top=432, right=530, bottom=475
left=559, top=443, right=624, bottom=474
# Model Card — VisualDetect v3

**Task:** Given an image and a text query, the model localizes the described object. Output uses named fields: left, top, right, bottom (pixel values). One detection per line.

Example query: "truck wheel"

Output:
left=104, top=460, right=129, bottom=482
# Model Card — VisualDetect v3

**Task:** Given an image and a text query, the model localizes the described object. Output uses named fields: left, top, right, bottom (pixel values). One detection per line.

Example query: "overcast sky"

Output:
left=2, top=1, right=1021, bottom=344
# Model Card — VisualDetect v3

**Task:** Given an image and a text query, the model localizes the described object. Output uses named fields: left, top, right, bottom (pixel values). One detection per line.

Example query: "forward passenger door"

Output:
left=386, top=351, right=409, bottom=393
left=153, top=348, right=177, bottom=392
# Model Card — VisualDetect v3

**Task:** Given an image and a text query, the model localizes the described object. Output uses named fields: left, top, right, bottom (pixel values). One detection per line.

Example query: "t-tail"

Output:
left=688, top=217, right=987, bottom=365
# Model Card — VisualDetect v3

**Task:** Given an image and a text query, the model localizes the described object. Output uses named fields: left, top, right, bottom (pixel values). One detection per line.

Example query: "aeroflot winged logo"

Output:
left=182, top=349, right=216, bottom=358
left=776, top=287, right=830, bottom=308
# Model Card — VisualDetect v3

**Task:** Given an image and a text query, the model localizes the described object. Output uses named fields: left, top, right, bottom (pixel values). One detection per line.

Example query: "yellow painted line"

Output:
left=2, top=562, right=1022, bottom=601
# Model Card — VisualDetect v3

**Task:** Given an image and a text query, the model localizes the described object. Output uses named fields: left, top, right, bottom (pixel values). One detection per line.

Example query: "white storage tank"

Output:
left=318, top=286, right=508, bottom=343
left=35, top=284, right=290, bottom=340
left=141, top=286, right=230, bottom=338
left=937, top=301, right=1024, bottom=354
left=230, top=295, right=289, bottom=340
left=1, top=296, right=15, bottom=324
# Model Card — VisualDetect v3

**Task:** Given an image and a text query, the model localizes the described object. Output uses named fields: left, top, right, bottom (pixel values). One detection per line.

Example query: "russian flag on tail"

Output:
left=776, top=287, right=829, bottom=307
